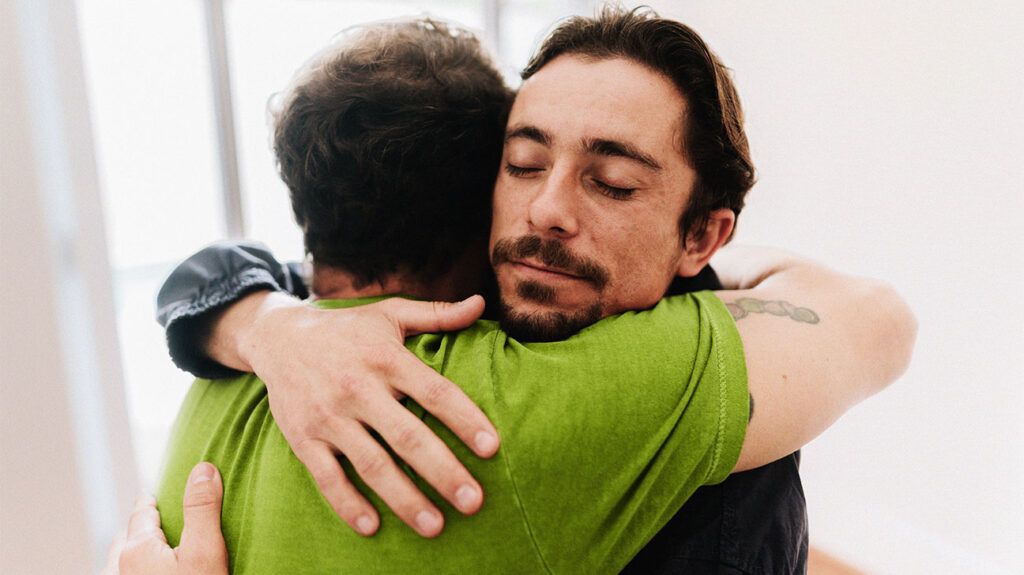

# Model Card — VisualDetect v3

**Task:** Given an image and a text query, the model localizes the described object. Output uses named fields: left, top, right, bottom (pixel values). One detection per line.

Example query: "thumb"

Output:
left=177, top=462, right=229, bottom=574
left=384, top=295, right=486, bottom=336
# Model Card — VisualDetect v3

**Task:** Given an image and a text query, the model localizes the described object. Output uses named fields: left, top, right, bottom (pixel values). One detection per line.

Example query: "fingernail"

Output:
left=356, top=515, right=377, bottom=536
left=474, top=431, right=498, bottom=454
left=190, top=462, right=215, bottom=484
left=415, top=510, right=442, bottom=534
left=455, top=485, right=480, bottom=512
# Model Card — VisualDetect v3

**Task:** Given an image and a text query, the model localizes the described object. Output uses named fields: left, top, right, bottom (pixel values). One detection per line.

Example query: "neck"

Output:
left=311, top=266, right=417, bottom=300
left=311, top=241, right=490, bottom=302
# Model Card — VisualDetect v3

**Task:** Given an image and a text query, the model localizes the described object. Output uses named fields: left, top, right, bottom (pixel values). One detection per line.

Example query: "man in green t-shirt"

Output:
left=157, top=292, right=749, bottom=574
left=117, top=9, right=916, bottom=575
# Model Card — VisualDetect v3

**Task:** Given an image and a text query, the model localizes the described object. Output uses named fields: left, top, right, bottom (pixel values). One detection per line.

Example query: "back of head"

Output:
left=273, top=18, right=513, bottom=287
left=523, top=5, right=755, bottom=245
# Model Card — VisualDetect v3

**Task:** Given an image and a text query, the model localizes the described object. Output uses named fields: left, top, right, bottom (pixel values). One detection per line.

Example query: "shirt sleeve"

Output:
left=494, top=291, right=749, bottom=574
left=155, top=240, right=309, bottom=379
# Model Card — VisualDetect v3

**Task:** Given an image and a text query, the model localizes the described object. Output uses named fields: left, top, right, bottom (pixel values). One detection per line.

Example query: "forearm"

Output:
left=710, top=245, right=808, bottom=290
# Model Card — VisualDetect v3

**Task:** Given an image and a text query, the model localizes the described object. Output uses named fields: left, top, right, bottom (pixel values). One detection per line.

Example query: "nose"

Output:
left=528, top=165, right=579, bottom=238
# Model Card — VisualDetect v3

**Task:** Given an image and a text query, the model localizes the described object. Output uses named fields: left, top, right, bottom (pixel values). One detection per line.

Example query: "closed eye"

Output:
left=505, top=163, right=542, bottom=177
left=593, top=180, right=635, bottom=199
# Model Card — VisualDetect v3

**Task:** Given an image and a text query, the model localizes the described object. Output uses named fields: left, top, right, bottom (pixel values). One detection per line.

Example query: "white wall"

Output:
left=651, top=1, right=1024, bottom=573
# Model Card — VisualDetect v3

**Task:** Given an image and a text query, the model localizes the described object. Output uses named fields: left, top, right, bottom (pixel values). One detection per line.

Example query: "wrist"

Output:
left=240, top=292, right=308, bottom=371
left=209, top=291, right=300, bottom=372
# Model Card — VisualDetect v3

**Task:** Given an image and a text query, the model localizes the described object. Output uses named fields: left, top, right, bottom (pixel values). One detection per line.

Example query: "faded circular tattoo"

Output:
left=779, top=301, right=797, bottom=316
left=762, top=300, right=788, bottom=316
left=737, top=298, right=764, bottom=313
left=791, top=307, right=820, bottom=324
left=725, top=303, right=747, bottom=320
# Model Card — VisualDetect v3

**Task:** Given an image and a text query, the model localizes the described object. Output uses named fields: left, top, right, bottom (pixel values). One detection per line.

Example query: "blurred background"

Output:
left=2, top=0, right=1021, bottom=573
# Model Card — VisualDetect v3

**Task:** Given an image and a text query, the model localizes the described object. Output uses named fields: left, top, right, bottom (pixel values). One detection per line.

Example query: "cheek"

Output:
left=602, top=223, right=682, bottom=304
left=490, top=181, right=518, bottom=234
left=493, top=173, right=530, bottom=208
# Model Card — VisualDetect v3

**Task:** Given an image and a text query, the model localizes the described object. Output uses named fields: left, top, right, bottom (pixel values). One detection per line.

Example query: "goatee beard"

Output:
left=498, top=296, right=603, bottom=342
left=491, top=234, right=609, bottom=341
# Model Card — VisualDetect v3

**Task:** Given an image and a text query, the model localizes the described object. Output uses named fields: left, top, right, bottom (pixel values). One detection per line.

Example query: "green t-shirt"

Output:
left=157, top=291, right=748, bottom=574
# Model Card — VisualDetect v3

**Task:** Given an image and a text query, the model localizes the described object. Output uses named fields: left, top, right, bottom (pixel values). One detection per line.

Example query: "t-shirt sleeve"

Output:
left=494, top=291, right=748, bottom=573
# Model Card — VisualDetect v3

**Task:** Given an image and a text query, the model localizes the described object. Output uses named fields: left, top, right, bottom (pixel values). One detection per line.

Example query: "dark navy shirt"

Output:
left=156, top=241, right=808, bottom=574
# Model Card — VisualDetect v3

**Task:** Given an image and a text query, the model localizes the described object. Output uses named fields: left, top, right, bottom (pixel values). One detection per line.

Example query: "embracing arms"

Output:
left=156, top=242, right=499, bottom=537
left=712, top=246, right=917, bottom=471
left=156, top=241, right=916, bottom=534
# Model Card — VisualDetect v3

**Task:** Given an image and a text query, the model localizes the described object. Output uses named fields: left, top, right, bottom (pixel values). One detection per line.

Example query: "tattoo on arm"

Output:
left=748, top=393, right=755, bottom=423
left=725, top=297, right=820, bottom=324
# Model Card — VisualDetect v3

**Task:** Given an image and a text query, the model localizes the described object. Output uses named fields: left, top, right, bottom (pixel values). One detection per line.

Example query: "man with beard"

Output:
left=132, top=8, right=915, bottom=574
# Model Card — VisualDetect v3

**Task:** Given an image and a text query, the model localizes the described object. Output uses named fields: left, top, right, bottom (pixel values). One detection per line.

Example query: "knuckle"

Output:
left=294, top=437, right=324, bottom=459
left=128, top=508, right=158, bottom=532
left=307, top=401, right=335, bottom=426
left=309, top=464, right=341, bottom=491
left=393, top=423, right=422, bottom=452
left=420, top=378, right=450, bottom=407
left=297, top=418, right=323, bottom=442
left=371, top=351, right=396, bottom=374
left=118, top=549, right=139, bottom=572
left=120, top=536, right=155, bottom=564
left=184, top=485, right=220, bottom=510
left=183, top=550, right=228, bottom=573
left=350, top=449, right=390, bottom=479
left=334, top=374, right=360, bottom=403
left=336, top=498, right=366, bottom=522
left=333, top=372, right=358, bottom=399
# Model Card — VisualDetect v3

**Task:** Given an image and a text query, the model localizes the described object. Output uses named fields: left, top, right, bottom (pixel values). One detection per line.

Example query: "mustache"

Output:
left=491, top=235, right=609, bottom=289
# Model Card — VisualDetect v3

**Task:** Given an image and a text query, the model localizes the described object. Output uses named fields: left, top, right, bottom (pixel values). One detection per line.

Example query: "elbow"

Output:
left=867, top=280, right=918, bottom=391
left=837, top=278, right=918, bottom=403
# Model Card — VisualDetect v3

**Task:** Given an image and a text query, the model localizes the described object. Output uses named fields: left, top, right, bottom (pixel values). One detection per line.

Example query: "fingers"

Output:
left=100, top=529, right=127, bottom=575
left=126, top=495, right=167, bottom=544
left=120, top=495, right=173, bottom=574
left=365, top=397, right=484, bottom=517
left=177, top=463, right=229, bottom=573
left=331, top=419, right=446, bottom=538
left=393, top=351, right=500, bottom=458
left=381, top=296, right=485, bottom=336
left=294, top=443, right=380, bottom=537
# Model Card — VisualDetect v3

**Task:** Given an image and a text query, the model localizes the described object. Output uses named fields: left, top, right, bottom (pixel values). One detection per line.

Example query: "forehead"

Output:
left=510, top=55, right=687, bottom=160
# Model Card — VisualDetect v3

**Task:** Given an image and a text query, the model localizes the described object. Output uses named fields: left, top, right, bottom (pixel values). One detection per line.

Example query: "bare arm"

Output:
left=713, top=246, right=918, bottom=471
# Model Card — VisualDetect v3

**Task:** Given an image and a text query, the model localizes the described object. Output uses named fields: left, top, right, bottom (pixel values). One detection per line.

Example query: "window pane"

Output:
left=77, top=0, right=225, bottom=269
left=76, top=0, right=223, bottom=487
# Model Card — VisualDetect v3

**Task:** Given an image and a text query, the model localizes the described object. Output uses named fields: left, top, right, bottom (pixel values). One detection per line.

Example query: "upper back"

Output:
left=157, top=292, right=748, bottom=574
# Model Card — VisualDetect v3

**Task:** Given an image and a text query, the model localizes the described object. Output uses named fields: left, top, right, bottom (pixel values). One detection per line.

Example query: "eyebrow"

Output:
left=584, top=138, right=663, bottom=172
left=505, top=125, right=551, bottom=146
left=505, top=124, right=663, bottom=172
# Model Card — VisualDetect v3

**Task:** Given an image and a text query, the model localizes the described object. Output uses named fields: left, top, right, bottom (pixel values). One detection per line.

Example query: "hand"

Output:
left=102, top=462, right=229, bottom=575
left=224, top=293, right=499, bottom=538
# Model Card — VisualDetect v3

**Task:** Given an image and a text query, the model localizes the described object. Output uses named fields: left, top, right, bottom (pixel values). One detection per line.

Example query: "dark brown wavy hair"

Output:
left=523, top=5, right=755, bottom=245
left=273, top=19, right=513, bottom=286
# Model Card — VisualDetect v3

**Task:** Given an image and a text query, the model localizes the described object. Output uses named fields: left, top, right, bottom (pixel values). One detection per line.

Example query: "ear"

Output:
left=676, top=208, right=736, bottom=277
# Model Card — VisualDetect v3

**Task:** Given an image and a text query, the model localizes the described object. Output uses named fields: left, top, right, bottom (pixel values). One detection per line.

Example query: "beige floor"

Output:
left=809, top=547, right=867, bottom=575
